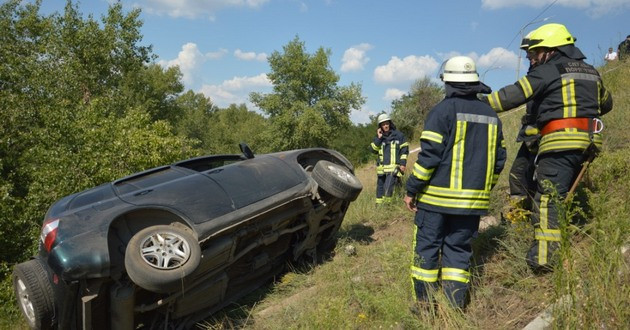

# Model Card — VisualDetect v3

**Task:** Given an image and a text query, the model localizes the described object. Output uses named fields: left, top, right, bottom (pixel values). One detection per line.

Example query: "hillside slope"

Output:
left=201, top=61, right=630, bottom=329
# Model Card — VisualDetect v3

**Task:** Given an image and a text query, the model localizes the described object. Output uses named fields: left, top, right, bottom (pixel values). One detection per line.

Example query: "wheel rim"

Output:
left=16, top=278, right=36, bottom=325
left=327, top=164, right=357, bottom=184
left=139, top=231, right=191, bottom=269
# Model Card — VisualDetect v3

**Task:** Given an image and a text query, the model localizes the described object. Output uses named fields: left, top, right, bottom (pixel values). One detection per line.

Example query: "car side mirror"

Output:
left=239, top=142, right=255, bottom=159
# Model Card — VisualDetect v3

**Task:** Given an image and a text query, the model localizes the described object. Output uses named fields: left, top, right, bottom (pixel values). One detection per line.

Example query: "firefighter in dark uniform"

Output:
left=371, top=113, right=409, bottom=204
left=483, top=23, right=613, bottom=272
left=507, top=32, right=539, bottom=213
left=404, top=56, right=506, bottom=308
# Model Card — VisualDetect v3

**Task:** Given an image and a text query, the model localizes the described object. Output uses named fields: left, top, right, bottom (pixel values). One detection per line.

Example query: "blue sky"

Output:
left=39, top=0, right=630, bottom=124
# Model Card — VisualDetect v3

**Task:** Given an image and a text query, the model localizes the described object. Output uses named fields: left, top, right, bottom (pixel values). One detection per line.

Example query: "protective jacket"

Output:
left=484, top=46, right=613, bottom=154
left=370, top=127, right=409, bottom=175
left=407, top=82, right=506, bottom=215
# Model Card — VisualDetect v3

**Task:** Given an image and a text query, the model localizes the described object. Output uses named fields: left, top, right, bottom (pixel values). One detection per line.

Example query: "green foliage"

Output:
left=390, top=77, right=444, bottom=140
left=251, top=36, right=365, bottom=150
left=0, top=1, right=197, bottom=320
left=206, top=104, right=270, bottom=154
left=330, top=121, right=377, bottom=166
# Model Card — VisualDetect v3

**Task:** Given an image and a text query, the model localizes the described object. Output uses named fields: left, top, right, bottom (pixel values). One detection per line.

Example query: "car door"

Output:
left=114, top=166, right=235, bottom=223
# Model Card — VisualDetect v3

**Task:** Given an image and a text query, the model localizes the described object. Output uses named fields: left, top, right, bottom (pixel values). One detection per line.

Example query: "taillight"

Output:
left=40, top=218, right=59, bottom=252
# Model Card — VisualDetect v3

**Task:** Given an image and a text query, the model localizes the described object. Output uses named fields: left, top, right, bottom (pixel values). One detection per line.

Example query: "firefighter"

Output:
left=404, top=56, right=506, bottom=309
left=506, top=32, right=539, bottom=216
left=370, top=113, right=409, bottom=204
left=483, top=23, right=613, bottom=272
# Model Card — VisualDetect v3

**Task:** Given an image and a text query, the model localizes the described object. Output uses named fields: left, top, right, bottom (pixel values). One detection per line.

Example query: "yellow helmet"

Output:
left=520, top=31, right=533, bottom=50
left=528, top=23, right=575, bottom=50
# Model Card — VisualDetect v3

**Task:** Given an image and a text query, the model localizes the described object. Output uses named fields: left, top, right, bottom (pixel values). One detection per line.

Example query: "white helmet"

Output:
left=441, top=56, right=479, bottom=83
left=377, top=113, right=392, bottom=125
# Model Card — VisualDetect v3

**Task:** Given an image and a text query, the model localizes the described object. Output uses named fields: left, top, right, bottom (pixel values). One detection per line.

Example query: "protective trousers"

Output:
left=526, top=150, right=583, bottom=272
left=376, top=174, right=397, bottom=204
left=410, top=209, right=480, bottom=308
left=509, top=143, right=537, bottom=200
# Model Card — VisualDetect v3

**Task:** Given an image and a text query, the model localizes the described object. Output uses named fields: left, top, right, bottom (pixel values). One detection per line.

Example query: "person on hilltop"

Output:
left=604, top=47, right=618, bottom=62
left=370, top=113, right=409, bottom=205
left=617, top=34, right=630, bottom=60
left=404, top=56, right=506, bottom=309
left=482, top=23, right=613, bottom=273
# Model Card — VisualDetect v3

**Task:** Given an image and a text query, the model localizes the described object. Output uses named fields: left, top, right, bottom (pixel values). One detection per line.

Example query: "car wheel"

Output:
left=125, top=224, right=201, bottom=293
left=312, top=160, right=363, bottom=201
left=12, top=259, right=55, bottom=330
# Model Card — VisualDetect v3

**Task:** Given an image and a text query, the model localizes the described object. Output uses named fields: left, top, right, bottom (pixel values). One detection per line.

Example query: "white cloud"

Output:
left=234, top=49, right=268, bottom=62
left=139, top=0, right=270, bottom=19
left=207, top=48, right=229, bottom=60
left=383, top=88, right=406, bottom=101
left=481, top=0, right=630, bottom=17
left=159, top=43, right=228, bottom=86
left=350, top=106, right=376, bottom=125
left=477, top=47, right=519, bottom=70
left=199, top=74, right=272, bottom=107
left=159, top=43, right=205, bottom=85
left=373, top=55, right=440, bottom=84
left=340, top=43, right=373, bottom=73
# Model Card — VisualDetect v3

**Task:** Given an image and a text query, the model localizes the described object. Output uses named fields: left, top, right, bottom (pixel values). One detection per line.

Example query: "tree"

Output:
left=0, top=0, right=196, bottom=277
left=250, top=36, right=364, bottom=150
left=390, top=77, right=444, bottom=140
left=207, top=104, right=270, bottom=154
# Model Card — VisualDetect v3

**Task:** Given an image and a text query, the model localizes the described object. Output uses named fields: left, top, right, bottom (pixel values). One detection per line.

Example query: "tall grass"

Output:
left=204, top=61, right=630, bottom=329
left=547, top=60, right=630, bottom=328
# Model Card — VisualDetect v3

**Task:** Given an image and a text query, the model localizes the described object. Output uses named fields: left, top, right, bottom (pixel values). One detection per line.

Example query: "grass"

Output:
left=202, top=61, right=630, bottom=329
left=3, top=61, right=629, bottom=329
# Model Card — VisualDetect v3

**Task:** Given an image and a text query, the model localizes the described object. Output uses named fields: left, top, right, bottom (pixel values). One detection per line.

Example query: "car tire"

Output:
left=13, top=259, right=55, bottom=330
left=312, top=160, right=363, bottom=201
left=125, top=224, right=201, bottom=293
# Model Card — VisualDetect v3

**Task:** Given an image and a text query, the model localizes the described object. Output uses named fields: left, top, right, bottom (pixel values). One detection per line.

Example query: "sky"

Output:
left=37, top=0, right=630, bottom=124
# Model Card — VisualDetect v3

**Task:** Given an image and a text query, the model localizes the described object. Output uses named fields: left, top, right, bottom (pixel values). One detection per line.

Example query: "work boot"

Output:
left=442, top=281, right=469, bottom=310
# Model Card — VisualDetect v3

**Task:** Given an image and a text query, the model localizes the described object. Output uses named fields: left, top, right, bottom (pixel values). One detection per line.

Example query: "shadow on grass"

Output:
left=336, top=223, right=375, bottom=244
left=472, top=223, right=509, bottom=273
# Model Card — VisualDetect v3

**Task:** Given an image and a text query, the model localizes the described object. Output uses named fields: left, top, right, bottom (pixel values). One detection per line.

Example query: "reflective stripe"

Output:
left=539, top=240, right=548, bottom=266
left=413, top=163, right=434, bottom=180
left=492, top=173, right=500, bottom=184
left=410, top=226, right=418, bottom=299
left=538, top=195, right=549, bottom=265
left=561, top=72, right=601, bottom=82
left=420, top=130, right=444, bottom=144
left=411, top=266, right=439, bottom=282
left=370, top=142, right=380, bottom=152
left=535, top=228, right=561, bottom=241
left=486, top=123, right=498, bottom=190
left=390, top=141, right=397, bottom=169
left=456, top=113, right=498, bottom=125
left=501, top=139, right=506, bottom=148
left=400, top=142, right=410, bottom=148
left=424, top=186, right=490, bottom=199
left=382, top=164, right=397, bottom=171
left=375, top=197, right=384, bottom=204
left=441, top=267, right=470, bottom=283
left=518, top=76, right=533, bottom=98
left=561, top=78, right=577, bottom=118
left=451, top=120, right=466, bottom=189
left=539, top=131, right=603, bottom=153
left=418, top=194, right=489, bottom=209
left=488, top=92, right=504, bottom=111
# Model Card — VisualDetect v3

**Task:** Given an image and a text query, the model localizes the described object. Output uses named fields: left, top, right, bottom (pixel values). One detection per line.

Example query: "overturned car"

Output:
left=13, top=144, right=362, bottom=329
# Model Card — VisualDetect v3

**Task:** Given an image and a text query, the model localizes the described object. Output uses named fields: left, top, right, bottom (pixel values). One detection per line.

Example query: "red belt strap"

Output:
left=540, top=118, right=591, bottom=136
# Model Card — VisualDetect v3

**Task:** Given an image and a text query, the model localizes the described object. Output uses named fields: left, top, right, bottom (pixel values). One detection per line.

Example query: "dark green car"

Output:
left=13, top=144, right=362, bottom=329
